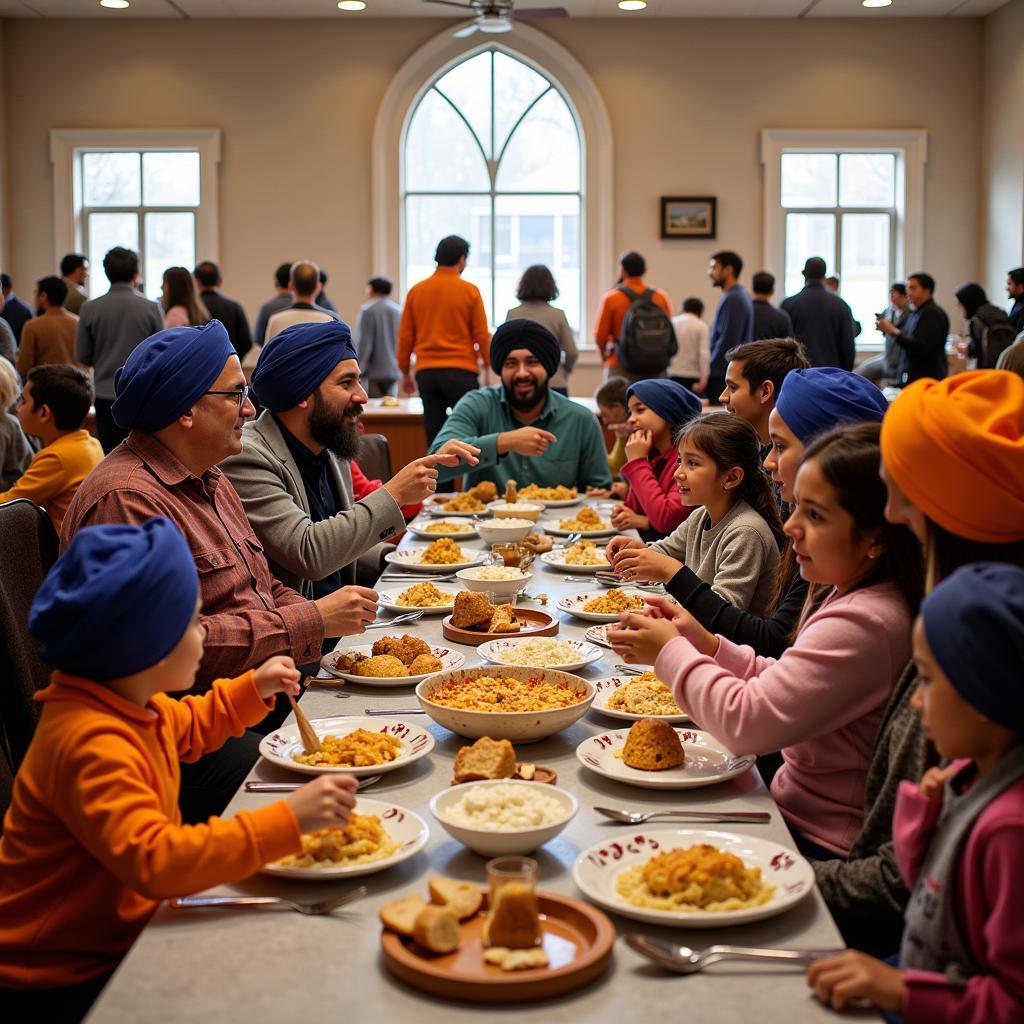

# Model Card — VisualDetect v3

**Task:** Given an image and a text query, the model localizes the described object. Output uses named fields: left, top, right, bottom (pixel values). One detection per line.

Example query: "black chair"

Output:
left=0, top=499, right=59, bottom=770
left=358, top=432, right=393, bottom=482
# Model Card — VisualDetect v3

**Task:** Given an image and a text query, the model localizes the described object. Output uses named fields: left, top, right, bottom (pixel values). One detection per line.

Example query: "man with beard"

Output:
left=222, top=319, right=479, bottom=598
left=428, top=319, right=612, bottom=492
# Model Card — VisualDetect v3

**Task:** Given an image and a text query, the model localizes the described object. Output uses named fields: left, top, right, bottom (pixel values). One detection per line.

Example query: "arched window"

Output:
left=403, top=48, right=583, bottom=332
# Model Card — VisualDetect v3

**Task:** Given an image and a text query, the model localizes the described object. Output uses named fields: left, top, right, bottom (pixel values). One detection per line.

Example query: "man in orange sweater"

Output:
left=0, top=517, right=358, bottom=1020
left=0, top=364, right=103, bottom=533
left=397, top=234, right=491, bottom=443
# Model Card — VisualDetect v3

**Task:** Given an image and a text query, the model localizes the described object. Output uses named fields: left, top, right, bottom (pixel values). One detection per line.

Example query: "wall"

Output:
left=982, top=0, right=1024, bottom=298
left=1, top=15, right=986, bottom=383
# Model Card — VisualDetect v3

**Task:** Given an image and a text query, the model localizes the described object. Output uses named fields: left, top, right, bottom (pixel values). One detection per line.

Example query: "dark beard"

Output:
left=309, top=393, right=362, bottom=461
left=504, top=377, right=549, bottom=412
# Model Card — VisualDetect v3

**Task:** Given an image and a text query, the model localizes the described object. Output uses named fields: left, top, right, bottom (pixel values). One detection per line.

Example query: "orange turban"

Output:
left=881, top=370, right=1024, bottom=544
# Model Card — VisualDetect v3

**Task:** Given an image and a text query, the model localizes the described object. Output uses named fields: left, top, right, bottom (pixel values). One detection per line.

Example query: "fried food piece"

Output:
left=352, top=654, right=409, bottom=678
left=333, top=651, right=368, bottom=673
left=413, top=905, right=461, bottom=954
left=453, top=736, right=516, bottom=783
left=521, top=533, right=554, bottom=554
left=620, top=718, right=685, bottom=770
left=408, top=653, right=443, bottom=675
left=467, top=480, right=498, bottom=503
left=372, top=634, right=431, bottom=664
left=429, top=877, right=484, bottom=920
left=380, top=894, right=427, bottom=935
left=487, top=603, right=521, bottom=633
left=504, top=479, right=517, bottom=504
left=452, top=591, right=496, bottom=630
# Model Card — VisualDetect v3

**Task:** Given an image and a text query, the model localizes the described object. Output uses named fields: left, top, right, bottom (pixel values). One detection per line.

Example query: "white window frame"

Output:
left=761, top=129, right=927, bottom=350
left=49, top=129, right=222, bottom=280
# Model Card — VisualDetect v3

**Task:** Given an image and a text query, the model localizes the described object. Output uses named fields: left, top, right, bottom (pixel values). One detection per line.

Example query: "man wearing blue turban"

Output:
left=222, top=319, right=479, bottom=595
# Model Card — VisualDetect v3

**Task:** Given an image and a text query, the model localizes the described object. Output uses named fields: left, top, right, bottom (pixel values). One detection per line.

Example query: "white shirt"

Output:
left=670, top=312, right=710, bottom=379
left=244, top=305, right=335, bottom=369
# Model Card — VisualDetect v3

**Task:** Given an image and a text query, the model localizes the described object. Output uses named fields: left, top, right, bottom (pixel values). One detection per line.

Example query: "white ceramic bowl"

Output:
left=455, top=566, right=533, bottom=601
left=476, top=518, right=537, bottom=545
left=488, top=501, right=544, bottom=523
left=416, top=666, right=596, bottom=742
left=430, top=779, right=577, bottom=856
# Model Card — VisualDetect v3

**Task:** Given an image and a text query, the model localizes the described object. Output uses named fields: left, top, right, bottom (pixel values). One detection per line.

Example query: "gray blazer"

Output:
left=221, top=412, right=406, bottom=598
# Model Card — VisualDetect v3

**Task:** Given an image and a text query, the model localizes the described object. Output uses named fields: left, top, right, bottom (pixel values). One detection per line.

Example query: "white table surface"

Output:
left=86, top=516, right=860, bottom=1023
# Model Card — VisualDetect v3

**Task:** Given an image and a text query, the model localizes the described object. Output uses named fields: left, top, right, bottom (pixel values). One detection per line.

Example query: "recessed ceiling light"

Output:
left=862, top=0, right=893, bottom=7
left=99, top=0, right=131, bottom=8
left=618, top=0, right=647, bottom=9
left=337, top=0, right=367, bottom=9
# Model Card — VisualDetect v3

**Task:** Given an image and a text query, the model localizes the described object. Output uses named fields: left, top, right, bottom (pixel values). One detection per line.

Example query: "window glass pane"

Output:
left=405, top=89, right=490, bottom=192
left=493, top=52, right=549, bottom=158
left=784, top=212, right=835, bottom=299
left=495, top=89, right=579, bottom=192
left=839, top=153, right=895, bottom=208
left=87, top=212, right=138, bottom=298
left=495, top=194, right=580, bottom=333
left=406, top=194, right=494, bottom=323
left=840, top=213, right=891, bottom=341
left=435, top=51, right=493, bottom=159
left=83, top=152, right=141, bottom=206
left=143, top=212, right=195, bottom=302
left=781, top=153, right=836, bottom=208
left=142, top=152, right=200, bottom=206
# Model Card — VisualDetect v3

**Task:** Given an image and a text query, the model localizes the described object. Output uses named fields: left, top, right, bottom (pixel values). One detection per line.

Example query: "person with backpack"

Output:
left=707, top=250, right=754, bottom=404
left=954, top=282, right=1017, bottom=369
left=594, top=251, right=675, bottom=383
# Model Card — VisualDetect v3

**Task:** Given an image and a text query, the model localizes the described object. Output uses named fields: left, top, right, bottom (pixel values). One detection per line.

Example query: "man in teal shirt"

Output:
left=429, top=319, right=612, bottom=491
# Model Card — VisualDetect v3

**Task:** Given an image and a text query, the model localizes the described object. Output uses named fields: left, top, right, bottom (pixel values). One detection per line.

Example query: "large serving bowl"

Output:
left=416, top=666, right=596, bottom=742
left=455, top=565, right=532, bottom=602
left=475, top=517, right=536, bottom=545
left=430, top=779, right=578, bottom=857
left=488, top=501, right=544, bottom=523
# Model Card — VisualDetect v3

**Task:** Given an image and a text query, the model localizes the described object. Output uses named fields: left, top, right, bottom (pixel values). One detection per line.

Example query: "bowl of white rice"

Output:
left=430, top=779, right=578, bottom=856
left=456, top=565, right=532, bottom=601
left=477, top=636, right=604, bottom=672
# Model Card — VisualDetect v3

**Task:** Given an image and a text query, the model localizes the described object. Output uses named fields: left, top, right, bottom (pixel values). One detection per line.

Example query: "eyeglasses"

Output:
left=205, top=385, right=250, bottom=410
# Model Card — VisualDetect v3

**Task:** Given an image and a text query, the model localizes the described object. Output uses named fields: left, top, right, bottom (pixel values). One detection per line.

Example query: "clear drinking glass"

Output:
left=484, top=856, right=542, bottom=948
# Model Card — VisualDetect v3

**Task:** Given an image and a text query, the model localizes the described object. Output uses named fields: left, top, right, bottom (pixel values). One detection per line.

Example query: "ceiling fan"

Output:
left=423, top=0, right=569, bottom=37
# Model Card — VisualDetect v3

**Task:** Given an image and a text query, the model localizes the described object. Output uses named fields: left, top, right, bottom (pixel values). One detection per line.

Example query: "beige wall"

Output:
left=982, top=0, right=1024, bottom=299
left=0, top=15, right=987, bottom=364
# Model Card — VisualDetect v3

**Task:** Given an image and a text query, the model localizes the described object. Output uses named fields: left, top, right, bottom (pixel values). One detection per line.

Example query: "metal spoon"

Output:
left=171, top=886, right=368, bottom=917
left=245, top=775, right=383, bottom=793
left=613, top=663, right=646, bottom=676
left=595, top=802, right=767, bottom=825
left=378, top=572, right=458, bottom=582
left=626, top=935, right=842, bottom=974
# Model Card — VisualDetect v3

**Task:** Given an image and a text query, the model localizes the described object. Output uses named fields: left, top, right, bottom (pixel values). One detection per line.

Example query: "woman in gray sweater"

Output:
left=505, top=265, right=578, bottom=395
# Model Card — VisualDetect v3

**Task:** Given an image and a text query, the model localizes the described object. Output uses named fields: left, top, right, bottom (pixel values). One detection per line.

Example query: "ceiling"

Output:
left=0, top=0, right=1009, bottom=18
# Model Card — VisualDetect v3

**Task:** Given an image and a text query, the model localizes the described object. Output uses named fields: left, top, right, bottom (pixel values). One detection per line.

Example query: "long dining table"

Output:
left=85, top=512, right=863, bottom=1024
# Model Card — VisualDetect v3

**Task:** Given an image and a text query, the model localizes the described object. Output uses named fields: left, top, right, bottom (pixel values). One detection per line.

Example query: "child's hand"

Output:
left=254, top=656, right=301, bottom=700
left=624, top=428, right=654, bottom=462
left=610, top=505, right=648, bottom=531
left=806, top=950, right=905, bottom=1012
left=919, top=762, right=959, bottom=801
left=643, top=595, right=719, bottom=657
left=586, top=485, right=613, bottom=498
left=607, top=612, right=682, bottom=666
left=606, top=535, right=644, bottom=561
left=612, top=545, right=681, bottom=583
left=285, top=775, right=359, bottom=833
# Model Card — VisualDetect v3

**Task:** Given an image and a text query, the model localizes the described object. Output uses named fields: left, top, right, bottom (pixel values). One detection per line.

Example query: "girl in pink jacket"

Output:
left=807, top=562, right=1024, bottom=1024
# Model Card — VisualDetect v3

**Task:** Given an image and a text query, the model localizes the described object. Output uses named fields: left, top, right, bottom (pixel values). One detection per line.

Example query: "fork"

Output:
left=170, top=886, right=368, bottom=916
left=626, top=935, right=843, bottom=974
left=595, top=802, right=767, bottom=825
left=245, top=775, right=383, bottom=793
left=363, top=610, right=425, bottom=630
left=379, top=572, right=457, bottom=582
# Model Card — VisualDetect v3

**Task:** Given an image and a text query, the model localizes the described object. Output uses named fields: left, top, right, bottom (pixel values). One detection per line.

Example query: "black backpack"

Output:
left=614, top=286, right=677, bottom=374
left=973, top=306, right=1017, bottom=369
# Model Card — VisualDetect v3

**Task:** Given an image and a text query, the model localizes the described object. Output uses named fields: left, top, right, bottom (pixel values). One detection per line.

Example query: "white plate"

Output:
left=321, top=642, right=465, bottom=686
left=258, top=716, right=435, bottom=777
left=261, top=797, right=429, bottom=880
left=575, top=728, right=754, bottom=789
left=426, top=495, right=488, bottom=517
left=585, top=623, right=612, bottom=649
left=406, top=518, right=479, bottom=540
left=540, top=517, right=617, bottom=538
left=590, top=675, right=690, bottom=723
left=572, top=828, right=814, bottom=927
left=556, top=589, right=648, bottom=623
left=477, top=637, right=604, bottom=673
left=378, top=585, right=462, bottom=616
left=539, top=548, right=611, bottom=574
left=384, top=547, right=487, bottom=573
left=514, top=494, right=583, bottom=508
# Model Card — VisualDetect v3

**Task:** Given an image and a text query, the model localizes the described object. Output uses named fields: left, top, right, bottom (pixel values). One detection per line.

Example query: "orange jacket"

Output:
left=397, top=266, right=490, bottom=375
left=0, top=671, right=301, bottom=988
left=593, top=277, right=673, bottom=368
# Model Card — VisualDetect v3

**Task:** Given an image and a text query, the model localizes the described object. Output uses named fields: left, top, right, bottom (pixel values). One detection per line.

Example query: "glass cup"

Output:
left=483, top=855, right=542, bottom=948
left=490, top=543, right=535, bottom=571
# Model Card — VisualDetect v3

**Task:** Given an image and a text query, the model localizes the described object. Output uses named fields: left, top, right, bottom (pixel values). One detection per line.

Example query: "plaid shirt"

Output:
left=61, top=431, right=324, bottom=687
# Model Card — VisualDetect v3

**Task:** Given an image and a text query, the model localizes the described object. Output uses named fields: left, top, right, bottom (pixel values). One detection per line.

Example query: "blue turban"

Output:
left=626, top=379, right=703, bottom=433
left=111, top=320, right=235, bottom=431
left=775, top=367, right=888, bottom=443
left=251, top=320, right=358, bottom=412
left=921, top=563, right=1024, bottom=735
left=489, top=319, right=561, bottom=379
left=29, top=518, right=199, bottom=682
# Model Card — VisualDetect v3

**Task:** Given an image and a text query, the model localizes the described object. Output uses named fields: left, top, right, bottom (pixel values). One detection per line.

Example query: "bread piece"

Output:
left=453, top=737, right=516, bottom=784
left=412, top=905, right=461, bottom=954
left=467, top=480, right=497, bottom=503
left=482, top=881, right=542, bottom=950
left=496, top=947, right=550, bottom=971
left=379, top=894, right=427, bottom=936
left=452, top=591, right=496, bottom=630
left=621, top=718, right=685, bottom=771
left=428, top=877, right=484, bottom=921
left=487, top=603, right=521, bottom=633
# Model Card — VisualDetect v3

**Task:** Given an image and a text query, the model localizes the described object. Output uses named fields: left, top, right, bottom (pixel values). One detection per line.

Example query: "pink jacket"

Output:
left=894, top=768, right=1024, bottom=1024
left=620, top=447, right=692, bottom=535
left=655, top=582, right=911, bottom=855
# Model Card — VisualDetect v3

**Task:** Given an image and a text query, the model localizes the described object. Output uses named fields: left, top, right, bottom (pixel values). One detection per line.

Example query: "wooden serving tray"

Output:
left=442, top=608, right=558, bottom=645
left=381, top=890, right=614, bottom=1003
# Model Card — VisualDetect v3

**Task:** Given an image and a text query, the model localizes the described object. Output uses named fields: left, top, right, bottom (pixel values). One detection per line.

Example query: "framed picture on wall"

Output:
left=661, top=196, right=717, bottom=239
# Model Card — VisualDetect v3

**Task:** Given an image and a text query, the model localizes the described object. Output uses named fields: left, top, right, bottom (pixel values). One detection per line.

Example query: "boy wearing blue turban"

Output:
left=0, top=520, right=358, bottom=1012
